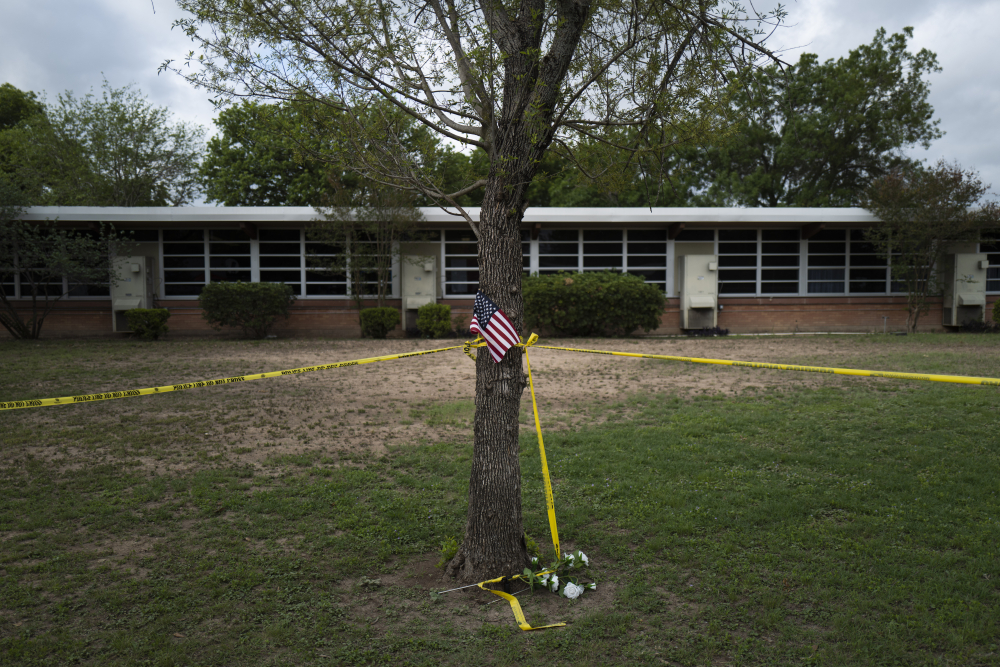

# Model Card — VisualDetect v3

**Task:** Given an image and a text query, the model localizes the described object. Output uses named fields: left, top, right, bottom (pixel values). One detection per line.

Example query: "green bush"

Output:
left=994, top=299, right=1000, bottom=325
left=359, top=306, right=400, bottom=339
left=416, top=303, right=452, bottom=338
left=124, top=308, right=170, bottom=340
left=199, top=282, right=296, bottom=339
left=523, top=271, right=665, bottom=336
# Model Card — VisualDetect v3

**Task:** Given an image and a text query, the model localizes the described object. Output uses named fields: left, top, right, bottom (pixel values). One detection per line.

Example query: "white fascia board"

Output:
left=21, top=206, right=322, bottom=223
left=520, top=207, right=878, bottom=224
left=20, top=206, right=878, bottom=225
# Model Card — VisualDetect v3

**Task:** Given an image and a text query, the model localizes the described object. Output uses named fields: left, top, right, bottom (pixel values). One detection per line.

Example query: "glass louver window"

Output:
left=582, top=230, right=623, bottom=270
left=162, top=229, right=207, bottom=296
left=537, top=229, right=579, bottom=274
left=981, top=240, right=1000, bottom=292
left=626, top=229, right=667, bottom=290
left=760, top=229, right=800, bottom=294
left=807, top=229, right=846, bottom=294
left=848, top=229, right=888, bottom=293
left=444, top=230, right=479, bottom=295
left=259, top=229, right=303, bottom=295
left=208, top=229, right=251, bottom=283
left=718, top=229, right=758, bottom=294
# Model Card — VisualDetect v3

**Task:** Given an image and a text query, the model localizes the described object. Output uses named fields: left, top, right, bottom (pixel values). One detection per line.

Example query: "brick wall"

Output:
left=3, top=296, right=997, bottom=339
left=663, top=296, right=953, bottom=335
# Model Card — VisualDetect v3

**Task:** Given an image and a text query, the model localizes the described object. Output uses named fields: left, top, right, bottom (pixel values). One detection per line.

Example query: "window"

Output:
left=537, top=229, right=578, bottom=274
left=443, top=229, right=528, bottom=295
left=208, top=230, right=251, bottom=283
left=807, top=230, right=846, bottom=294
left=582, top=230, right=622, bottom=270
left=982, top=240, right=1000, bottom=292
left=848, top=230, right=888, bottom=293
left=0, top=268, right=13, bottom=298
left=162, top=230, right=206, bottom=296
left=718, top=229, right=757, bottom=294
left=626, top=229, right=667, bottom=290
left=761, top=230, right=800, bottom=294
left=128, top=230, right=159, bottom=243
left=444, top=230, right=479, bottom=295
left=674, top=229, right=714, bottom=242
left=259, top=229, right=303, bottom=295
left=304, top=237, right=347, bottom=296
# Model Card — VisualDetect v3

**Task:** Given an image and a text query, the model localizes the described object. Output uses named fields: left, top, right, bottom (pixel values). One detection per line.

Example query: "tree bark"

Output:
left=446, top=0, right=591, bottom=586
left=446, top=105, right=548, bottom=587
left=446, top=161, right=535, bottom=588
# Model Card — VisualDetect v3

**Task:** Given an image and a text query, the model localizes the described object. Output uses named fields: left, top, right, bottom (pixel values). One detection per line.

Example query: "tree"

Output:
left=0, top=83, right=45, bottom=131
left=0, top=80, right=206, bottom=207
left=308, top=180, right=425, bottom=312
left=0, top=187, right=135, bottom=339
left=696, top=28, right=942, bottom=207
left=201, top=100, right=342, bottom=206
left=860, top=161, right=1000, bottom=333
left=201, top=99, right=484, bottom=206
left=166, top=0, right=782, bottom=585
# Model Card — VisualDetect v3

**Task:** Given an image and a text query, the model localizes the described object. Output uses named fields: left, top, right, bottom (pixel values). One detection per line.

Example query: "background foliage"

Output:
left=199, top=281, right=296, bottom=339
left=523, top=272, right=665, bottom=337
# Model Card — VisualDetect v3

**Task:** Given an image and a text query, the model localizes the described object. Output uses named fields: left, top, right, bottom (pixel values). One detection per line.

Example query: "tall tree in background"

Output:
left=696, top=28, right=941, bottom=207
left=201, top=99, right=484, bottom=206
left=166, top=0, right=782, bottom=584
left=201, top=100, right=344, bottom=206
left=0, top=84, right=45, bottom=131
left=0, top=80, right=205, bottom=207
left=861, top=161, right=1000, bottom=333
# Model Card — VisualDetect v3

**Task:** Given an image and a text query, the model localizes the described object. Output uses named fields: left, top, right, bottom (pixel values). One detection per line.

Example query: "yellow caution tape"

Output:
left=523, top=338, right=560, bottom=561
left=0, top=344, right=464, bottom=411
left=460, top=333, right=561, bottom=560
left=477, top=575, right=566, bottom=631
left=532, top=344, right=1000, bottom=387
left=462, top=337, right=480, bottom=361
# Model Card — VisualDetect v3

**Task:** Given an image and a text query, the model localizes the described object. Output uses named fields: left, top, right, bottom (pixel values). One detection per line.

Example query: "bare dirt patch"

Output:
left=7, top=334, right=986, bottom=473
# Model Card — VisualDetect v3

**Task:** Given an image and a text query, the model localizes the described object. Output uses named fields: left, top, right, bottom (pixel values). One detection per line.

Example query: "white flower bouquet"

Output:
left=522, top=549, right=596, bottom=600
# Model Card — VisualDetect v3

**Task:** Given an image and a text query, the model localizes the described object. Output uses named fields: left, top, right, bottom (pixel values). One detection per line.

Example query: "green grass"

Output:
left=1, top=335, right=999, bottom=665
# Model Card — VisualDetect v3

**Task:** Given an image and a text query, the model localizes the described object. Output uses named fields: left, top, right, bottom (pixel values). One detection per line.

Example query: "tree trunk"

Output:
left=445, top=0, right=588, bottom=586
left=447, top=148, right=537, bottom=589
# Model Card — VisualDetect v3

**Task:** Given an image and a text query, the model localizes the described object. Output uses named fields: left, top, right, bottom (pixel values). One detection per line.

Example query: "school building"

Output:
left=8, top=206, right=999, bottom=338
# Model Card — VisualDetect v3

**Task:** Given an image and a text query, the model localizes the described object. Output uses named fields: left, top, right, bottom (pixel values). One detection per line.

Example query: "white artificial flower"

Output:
left=585, top=583, right=597, bottom=591
left=548, top=574, right=559, bottom=592
left=562, top=582, right=584, bottom=599
left=579, top=551, right=589, bottom=566
left=539, top=574, right=550, bottom=585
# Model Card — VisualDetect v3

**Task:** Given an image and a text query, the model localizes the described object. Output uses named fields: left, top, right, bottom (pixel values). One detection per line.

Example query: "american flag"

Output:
left=470, top=290, right=520, bottom=363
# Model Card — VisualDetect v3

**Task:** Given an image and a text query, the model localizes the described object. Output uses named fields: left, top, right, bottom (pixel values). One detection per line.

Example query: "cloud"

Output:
left=2, top=0, right=998, bottom=200
left=0, top=0, right=217, bottom=131
left=765, top=0, right=1000, bottom=197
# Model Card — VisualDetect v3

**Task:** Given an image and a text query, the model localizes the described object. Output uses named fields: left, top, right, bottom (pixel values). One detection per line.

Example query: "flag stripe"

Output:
left=471, top=290, right=519, bottom=363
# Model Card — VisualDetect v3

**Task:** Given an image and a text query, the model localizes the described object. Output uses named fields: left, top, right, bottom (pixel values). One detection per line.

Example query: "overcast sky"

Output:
left=1, top=0, right=997, bottom=204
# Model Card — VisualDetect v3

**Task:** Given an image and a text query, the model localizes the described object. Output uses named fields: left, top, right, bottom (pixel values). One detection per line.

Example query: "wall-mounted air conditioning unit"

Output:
left=678, top=254, right=719, bottom=330
left=111, top=256, right=155, bottom=332
left=941, top=253, right=988, bottom=327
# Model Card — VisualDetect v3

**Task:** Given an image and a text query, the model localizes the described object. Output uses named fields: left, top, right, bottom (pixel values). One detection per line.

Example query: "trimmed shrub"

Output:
left=523, top=271, right=665, bottom=336
left=124, top=308, right=170, bottom=340
left=199, top=281, right=295, bottom=339
left=416, top=303, right=452, bottom=338
left=359, top=306, right=400, bottom=339
left=994, top=300, right=1000, bottom=325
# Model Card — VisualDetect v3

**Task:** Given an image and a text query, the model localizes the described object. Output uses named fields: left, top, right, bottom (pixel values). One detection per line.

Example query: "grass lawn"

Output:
left=1, top=334, right=999, bottom=666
